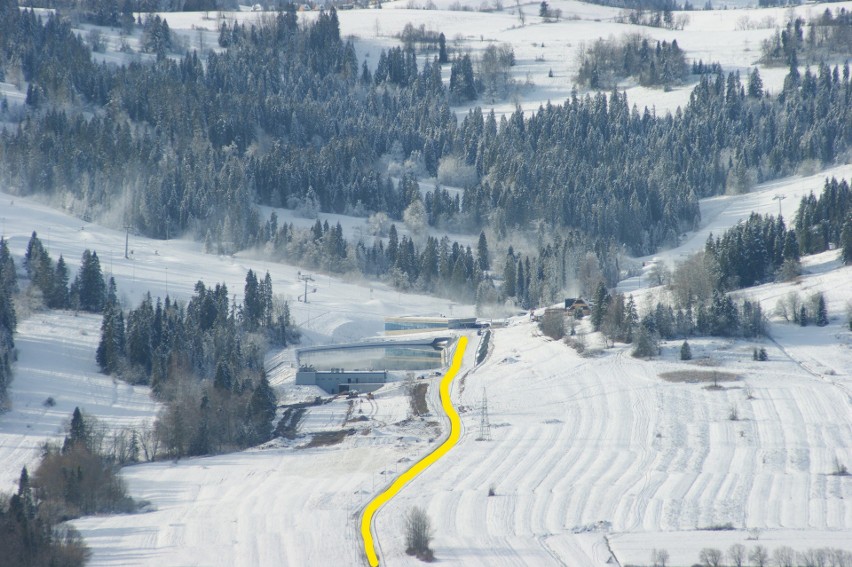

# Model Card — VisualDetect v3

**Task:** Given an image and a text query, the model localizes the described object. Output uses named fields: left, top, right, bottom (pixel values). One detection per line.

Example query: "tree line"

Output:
left=6, top=230, right=291, bottom=458
left=795, top=177, right=852, bottom=259
left=761, top=10, right=852, bottom=66
left=1, top=232, right=107, bottom=408
left=700, top=176, right=851, bottom=294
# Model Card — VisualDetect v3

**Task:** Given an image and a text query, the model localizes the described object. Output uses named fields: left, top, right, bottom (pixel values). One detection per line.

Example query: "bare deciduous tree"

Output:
left=404, top=506, right=434, bottom=561
left=651, top=548, right=670, bottom=567
left=749, top=545, right=769, bottom=567
left=699, top=547, right=723, bottom=567
left=773, top=546, right=796, bottom=567
left=728, top=543, right=746, bottom=567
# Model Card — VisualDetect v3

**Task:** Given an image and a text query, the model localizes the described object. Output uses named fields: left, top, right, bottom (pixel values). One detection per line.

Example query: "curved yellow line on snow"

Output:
left=360, top=335, right=468, bottom=567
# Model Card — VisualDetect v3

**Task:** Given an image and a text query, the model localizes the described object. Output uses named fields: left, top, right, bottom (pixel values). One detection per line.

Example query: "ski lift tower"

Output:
left=298, top=271, right=316, bottom=303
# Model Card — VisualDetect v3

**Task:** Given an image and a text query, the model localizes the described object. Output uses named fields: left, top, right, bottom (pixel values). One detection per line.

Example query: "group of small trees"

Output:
left=794, top=178, right=852, bottom=261
left=36, top=408, right=136, bottom=519
left=775, top=291, right=830, bottom=327
left=0, top=467, right=90, bottom=567
left=404, top=506, right=434, bottom=561
left=0, top=407, right=139, bottom=567
left=2, top=232, right=111, bottom=408
left=648, top=544, right=852, bottom=567
left=577, top=34, right=688, bottom=89
left=23, top=232, right=106, bottom=313
left=762, top=11, right=852, bottom=66
left=704, top=213, right=800, bottom=291
left=588, top=278, right=767, bottom=358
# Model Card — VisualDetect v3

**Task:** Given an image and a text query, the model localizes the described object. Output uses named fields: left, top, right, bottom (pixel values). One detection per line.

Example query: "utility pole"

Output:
left=477, top=387, right=492, bottom=442
left=773, top=194, right=786, bottom=218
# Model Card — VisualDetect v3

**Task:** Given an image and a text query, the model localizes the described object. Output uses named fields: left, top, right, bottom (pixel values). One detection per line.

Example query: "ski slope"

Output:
left=0, top=312, right=158, bottom=493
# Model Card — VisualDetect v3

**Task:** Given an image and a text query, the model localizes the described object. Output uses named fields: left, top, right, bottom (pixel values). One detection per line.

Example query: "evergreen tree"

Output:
left=477, top=231, right=490, bottom=272
left=64, top=406, right=88, bottom=452
left=214, top=361, right=233, bottom=392
left=126, top=294, right=155, bottom=376
left=24, top=231, right=56, bottom=300
left=387, top=225, right=399, bottom=266
left=841, top=218, right=852, bottom=265
left=438, top=32, right=448, bottom=64
left=680, top=339, right=692, bottom=360
left=49, top=254, right=69, bottom=309
left=591, top=282, right=610, bottom=331
left=632, top=325, right=658, bottom=358
left=96, top=278, right=125, bottom=373
left=449, top=54, right=476, bottom=101
left=261, top=271, right=274, bottom=328
left=0, top=237, right=17, bottom=295
left=189, top=394, right=211, bottom=456
left=747, top=67, right=763, bottom=98
left=243, top=269, right=261, bottom=332
left=246, top=372, right=277, bottom=444
left=625, top=295, right=639, bottom=342
left=75, top=250, right=106, bottom=313
left=816, top=293, right=828, bottom=326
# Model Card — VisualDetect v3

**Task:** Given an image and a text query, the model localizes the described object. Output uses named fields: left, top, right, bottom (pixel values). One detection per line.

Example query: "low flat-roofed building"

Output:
left=295, top=369, right=387, bottom=394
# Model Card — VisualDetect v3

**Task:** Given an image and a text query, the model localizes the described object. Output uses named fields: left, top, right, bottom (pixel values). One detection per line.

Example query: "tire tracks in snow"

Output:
left=359, top=336, right=468, bottom=567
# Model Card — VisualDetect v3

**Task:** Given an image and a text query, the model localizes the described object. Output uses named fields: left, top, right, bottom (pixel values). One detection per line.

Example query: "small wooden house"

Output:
left=564, top=298, right=591, bottom=318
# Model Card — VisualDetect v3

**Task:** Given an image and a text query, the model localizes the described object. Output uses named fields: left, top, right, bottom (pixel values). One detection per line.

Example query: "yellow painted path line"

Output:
left=360, top=335, right=468, bottom=567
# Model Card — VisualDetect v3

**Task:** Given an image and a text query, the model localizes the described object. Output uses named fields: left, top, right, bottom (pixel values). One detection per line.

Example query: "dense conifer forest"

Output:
left=2, top=0, right=852, bottom=265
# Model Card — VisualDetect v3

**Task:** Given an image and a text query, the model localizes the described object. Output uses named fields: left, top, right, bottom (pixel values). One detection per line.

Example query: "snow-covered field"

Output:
left=374, top=318, right=852, bottom=565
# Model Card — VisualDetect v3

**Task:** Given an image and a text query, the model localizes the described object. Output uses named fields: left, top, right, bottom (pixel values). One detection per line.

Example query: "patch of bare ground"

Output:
left=660, top=370, right=740, bottom=386
left=409, top=382, right=429, bottom=416
left=275, top=406, right=307, bottom=440
left=301, top=429, right=354, bottom=448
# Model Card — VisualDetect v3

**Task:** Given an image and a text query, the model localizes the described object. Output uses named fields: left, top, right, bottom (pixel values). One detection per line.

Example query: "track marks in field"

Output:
left=380, top=323, right=852, bottom=565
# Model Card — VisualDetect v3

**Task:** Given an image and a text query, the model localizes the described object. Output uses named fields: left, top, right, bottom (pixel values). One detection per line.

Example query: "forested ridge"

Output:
left=1, top=0, right=852, bottom=273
